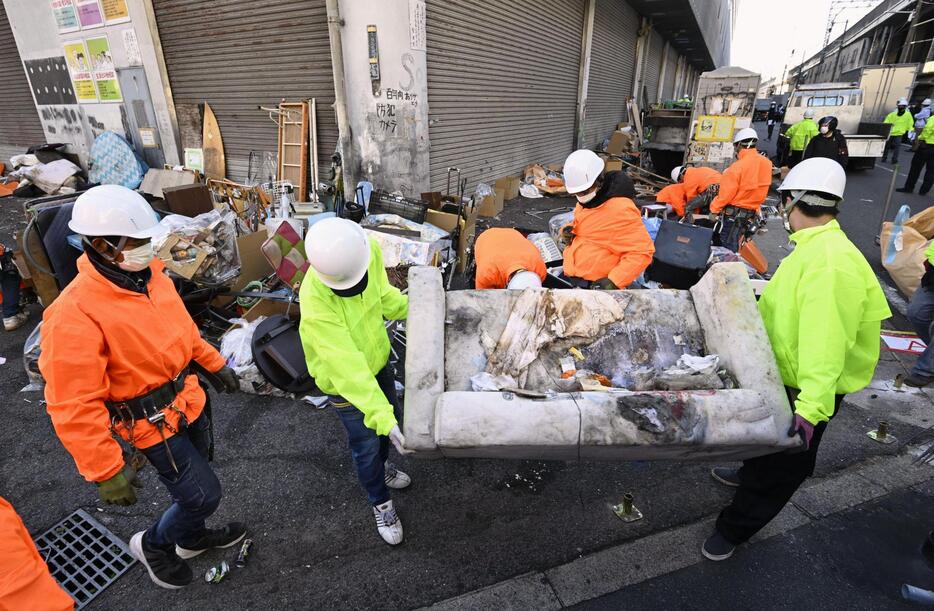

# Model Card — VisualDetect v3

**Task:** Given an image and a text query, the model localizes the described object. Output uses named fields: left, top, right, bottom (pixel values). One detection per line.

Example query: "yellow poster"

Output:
left=63, top=41, right=98, bottom=102
left=694, top=115, right=736, bottom=142
left=100, top=0, right=129, bottom=23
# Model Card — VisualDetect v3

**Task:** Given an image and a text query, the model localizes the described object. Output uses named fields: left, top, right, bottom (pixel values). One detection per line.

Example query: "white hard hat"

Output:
left=733, top=127, right=758, bottom=144
left=777, top=157, right=845, bottom=202
left=507, top=270, right=542, bottom=290
left=306, top=217, right=370, bottom=290
left=68, top=185, right=161, bottom=238
left=898, top=98, right=909, bottom=106
left=924, top=99, right=932, bottom=107
left=670, top=165, right=685, bottom=183
left=804, top=109, right=815, bottom=119
left=563, top=149, right=605, bottom=194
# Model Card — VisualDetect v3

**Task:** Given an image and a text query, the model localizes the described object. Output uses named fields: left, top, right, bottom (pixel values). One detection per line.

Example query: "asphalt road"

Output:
left=0, top=131, right=930, bottom=609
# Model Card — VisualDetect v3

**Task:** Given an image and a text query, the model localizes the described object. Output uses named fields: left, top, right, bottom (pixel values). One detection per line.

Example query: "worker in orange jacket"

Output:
left=656, top=165, right=722, bottom=217
left=0, top=497, right=74, bottom=610
left=709, top=127, right=773, bottom=251
left=39, top=186, right=244, bottom=591
left=560, top=149, right=655, bottom=289
left=474, top=228, right=547, bottom=289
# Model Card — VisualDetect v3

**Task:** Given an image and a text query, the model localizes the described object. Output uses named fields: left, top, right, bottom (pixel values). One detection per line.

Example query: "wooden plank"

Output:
left=202, top=102, right=226, bottom=179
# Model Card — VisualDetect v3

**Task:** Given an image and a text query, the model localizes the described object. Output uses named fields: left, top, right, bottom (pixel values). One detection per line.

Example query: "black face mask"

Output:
left=898, top=108, right=906, bottom=115
left=333, top=271, right=369, bottom=297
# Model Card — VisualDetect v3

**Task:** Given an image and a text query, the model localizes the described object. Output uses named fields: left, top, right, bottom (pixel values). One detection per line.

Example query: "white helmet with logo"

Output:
left=306, top=217, right=370, bottom=290
left=507, top=270, right=542, bottom=290
left=68, top=185, right=161, bottom=238
left=563, top=149, right=605, bottom=194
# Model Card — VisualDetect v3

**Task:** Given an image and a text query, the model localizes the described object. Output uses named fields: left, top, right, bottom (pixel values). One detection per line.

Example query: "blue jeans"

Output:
left=330, top=365, right=401, bottom=506
left=141, top=413, right=222, bottom=549
left=1, top=269, right=20, bottom=318
left=908, top=284, right=934, bottom=378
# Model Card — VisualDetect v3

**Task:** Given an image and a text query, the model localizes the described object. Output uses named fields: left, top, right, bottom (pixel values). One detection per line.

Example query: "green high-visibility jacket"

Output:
left=884, top=110, right=914, bottom=137
left=919, top=118, right=934, bottom=145
left=786, top=119, right=818, bottom=151
left=758, top=220, right=890, bottom=425
left=299, top=239, right=408, bottom=435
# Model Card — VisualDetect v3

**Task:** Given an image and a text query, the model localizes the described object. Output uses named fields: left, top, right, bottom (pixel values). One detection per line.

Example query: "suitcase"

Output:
left=645, top=220, right=713, bottom=289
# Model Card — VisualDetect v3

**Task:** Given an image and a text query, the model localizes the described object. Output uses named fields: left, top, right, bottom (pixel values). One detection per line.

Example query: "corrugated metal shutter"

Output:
left=0, top=3, right=45, bottom=159
left=661, top=50, right=678, bottom=101
left=582, top=0, right=639, bottom=149
left=643, top=30, right=664, bottom=104
left=151, top=0, right=336, bottom=182
left=426, top=0, right=585, bottom=192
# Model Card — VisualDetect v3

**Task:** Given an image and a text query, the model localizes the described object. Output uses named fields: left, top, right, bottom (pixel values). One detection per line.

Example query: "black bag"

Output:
left=251, top=315, right=317, bottom=394
left=645, top=220, right=713, bottom=289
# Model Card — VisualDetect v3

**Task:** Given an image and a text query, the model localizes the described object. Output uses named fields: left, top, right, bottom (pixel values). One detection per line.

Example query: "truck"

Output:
left=780, top=64, right=919, bottom=170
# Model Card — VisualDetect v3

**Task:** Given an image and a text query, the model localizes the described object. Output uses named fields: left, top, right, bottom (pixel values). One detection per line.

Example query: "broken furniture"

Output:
left=403, top=263, right=798, bottom=461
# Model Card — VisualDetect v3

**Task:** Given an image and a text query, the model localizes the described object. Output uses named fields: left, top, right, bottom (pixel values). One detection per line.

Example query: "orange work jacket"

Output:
left=0, top=497, right=74, bottom=611
left=710, top=148, right=773, bottom=213
left=39, top=256, right=226, bottom=483
left=474, top=228, right=547, bottom=289
left=563, top=197, right=655, bottom=288
left=655, top=167, right=722, bottom=216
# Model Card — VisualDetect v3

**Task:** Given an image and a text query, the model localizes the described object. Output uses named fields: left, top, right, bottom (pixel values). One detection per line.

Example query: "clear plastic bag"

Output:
left=152, top=209, right=241, bottom=286
left=474, top=182, right=494, bottom=199
left=549, top=211, right=575, bottom=242
left=220, top=317, right=265, bottom=368
left=21, top=322, right=44, bottom=392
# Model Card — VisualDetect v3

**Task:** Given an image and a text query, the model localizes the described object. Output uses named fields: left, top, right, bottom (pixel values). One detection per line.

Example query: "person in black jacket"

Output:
left=804, top=116, right=848, bottom=168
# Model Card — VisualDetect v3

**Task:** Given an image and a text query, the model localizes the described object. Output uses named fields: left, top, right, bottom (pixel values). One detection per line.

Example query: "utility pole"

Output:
left=779, top=48, right=794, bottom=96
left=832, top=20, right=848, bottom=80
left=900, top=1, right=925, bottom=63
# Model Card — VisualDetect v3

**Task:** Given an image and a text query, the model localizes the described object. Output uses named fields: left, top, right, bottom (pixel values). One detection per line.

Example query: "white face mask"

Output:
left=576, top=190, right=597, bottom=204
left=117, top=242, right=154, bottom=272
left=819, top=126, right=830, bottom=134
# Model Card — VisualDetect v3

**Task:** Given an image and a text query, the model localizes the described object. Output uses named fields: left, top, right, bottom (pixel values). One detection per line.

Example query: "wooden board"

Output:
left=277, top=102, right=308, bottom=201
left=202, top=102, right=226, bottom=180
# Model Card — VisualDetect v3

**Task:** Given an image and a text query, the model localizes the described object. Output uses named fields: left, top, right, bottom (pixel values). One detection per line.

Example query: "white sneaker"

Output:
left=3, top=311, right=27, bottom=331
left=384, top=461, right=411, bottom=490
left=373, top=500, right=403, bottom=545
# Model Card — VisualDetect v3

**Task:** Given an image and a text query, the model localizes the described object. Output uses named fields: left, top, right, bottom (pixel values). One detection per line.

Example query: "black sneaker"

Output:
left=176, top=522, right=247, bottom=559
left=710, top=467, right=741, bottom=487
left=129, top=531, right=193, bottom=589
left=905, top=373, right=934, bottom=388
left=896, top=187, right=914, bottom=193
left=702, top=531, right=736, bottom=561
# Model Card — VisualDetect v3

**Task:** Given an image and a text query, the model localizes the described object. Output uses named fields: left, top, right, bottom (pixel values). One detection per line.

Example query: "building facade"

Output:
left=0, top=0, right=731, bottom=194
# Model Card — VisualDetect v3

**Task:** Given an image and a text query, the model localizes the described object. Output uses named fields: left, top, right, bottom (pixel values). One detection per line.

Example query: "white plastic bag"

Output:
left=520, top=183, right=543, bottom=198
left=220, top=317, right=266, bottom=368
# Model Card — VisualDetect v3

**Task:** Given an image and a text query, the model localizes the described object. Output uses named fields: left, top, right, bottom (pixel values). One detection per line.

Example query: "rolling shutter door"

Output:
left=661, top=50, right=678, bottom=101
left=151, top=0, right=336, bottom=182
left=642, top=30, right=664, bottom=104
left=426, top=0, right=585, bottom=192
left=0, top=4, right=45, bottom=160
left=582, top=0, right=639, bottom=149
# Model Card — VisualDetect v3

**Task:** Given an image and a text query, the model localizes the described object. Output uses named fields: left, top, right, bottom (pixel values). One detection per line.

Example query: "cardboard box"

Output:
left=162, top=183, right=214, bottom=217
left=604, top=159, right=623, bottom=172
left=606, top=130, right=633, bottom=156
left=546, top=163, right=563, bottom=172
left=477, top=193, right=502, bottom=218
left=495, top=176, right=521, bottom=201
left=426, top=203, right=479, bottom=273
left=212, top=229, right=272, bottom=308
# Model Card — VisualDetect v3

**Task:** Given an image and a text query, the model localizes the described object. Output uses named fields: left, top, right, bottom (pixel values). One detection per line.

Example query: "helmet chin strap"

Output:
left=782, top=190, right=808, bottom=234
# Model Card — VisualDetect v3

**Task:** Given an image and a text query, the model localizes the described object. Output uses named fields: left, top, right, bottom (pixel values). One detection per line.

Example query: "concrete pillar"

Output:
left=657, top=41, right=670, bottom=102
left=336, top=0, right=430, bottom=197
left=2, top=0, right=179, bottom=167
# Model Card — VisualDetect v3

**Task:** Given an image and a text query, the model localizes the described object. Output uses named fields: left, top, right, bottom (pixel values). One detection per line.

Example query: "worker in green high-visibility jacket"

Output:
left=702, top=158, right=891, bottom=562
left=782, top=109, right=819, bottom=167
left=882, top=97, right=914, bottom=164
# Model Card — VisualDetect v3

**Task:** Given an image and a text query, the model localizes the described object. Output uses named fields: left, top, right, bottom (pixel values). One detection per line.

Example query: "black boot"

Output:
left=129, top=531, right=193, bottom=589
left=897, top=186, right=914, bottom=193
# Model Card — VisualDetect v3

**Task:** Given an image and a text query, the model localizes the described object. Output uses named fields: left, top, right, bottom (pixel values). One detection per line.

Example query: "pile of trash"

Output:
left=520, top=164, right=566, bottom=198
left=152, top=209, right=241, bottom=286
left=360, top=213, right=451, bottom=267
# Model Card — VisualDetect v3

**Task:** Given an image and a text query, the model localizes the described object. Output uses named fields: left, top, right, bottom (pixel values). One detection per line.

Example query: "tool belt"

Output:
left=105, top=367, right=189, bottom=424
left=721, top=205, right=756, bottom=221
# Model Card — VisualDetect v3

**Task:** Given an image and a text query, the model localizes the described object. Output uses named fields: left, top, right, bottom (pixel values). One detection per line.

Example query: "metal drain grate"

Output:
left=34, top=509, right=136, bottom=609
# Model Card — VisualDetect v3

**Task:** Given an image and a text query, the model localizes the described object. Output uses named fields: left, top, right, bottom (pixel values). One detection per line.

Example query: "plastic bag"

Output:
left=527, top=232, right=563, bottom=265
left=549, top=211, right=575, bottom=242
left=361, top=213, right=449, bottom=241
left=152, top=209, right=241, bottom=286
left=520, top=183, right=543, bottom=198
left=220, top=317, right=266, bottom=368
left=21, top=322, right=44, bottom=392
left=474, top=182, right=494, bottom=199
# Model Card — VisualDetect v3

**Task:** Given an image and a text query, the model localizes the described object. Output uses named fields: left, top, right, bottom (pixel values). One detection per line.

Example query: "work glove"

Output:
left=787, top=414, right=815, bottom=451
left=558, top=224, right=575, bottom=249
left=216, top=366, right=240, bottom=393
left=388, top=425, right=413, bottom=456
left=592, top=277, right=617, bottom=290
left=97, top=469, right=137, bottom=506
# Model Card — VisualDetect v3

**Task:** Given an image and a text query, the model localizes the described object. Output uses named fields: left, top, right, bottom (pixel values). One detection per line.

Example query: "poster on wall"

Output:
left=100, top=0, right=130, bottom=24
left=63, top=41, right=98, bottom=103
left=51, top=0, right=80, bottom=34
left=75, top=0, right=104, bottom=29
left=122, top=28, right=142, bottom=66
left=86, top=36, right=122, bottom=102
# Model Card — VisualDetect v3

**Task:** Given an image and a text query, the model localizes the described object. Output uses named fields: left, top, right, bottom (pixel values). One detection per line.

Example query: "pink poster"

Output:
left=75, top=0, right=104, bottom=28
